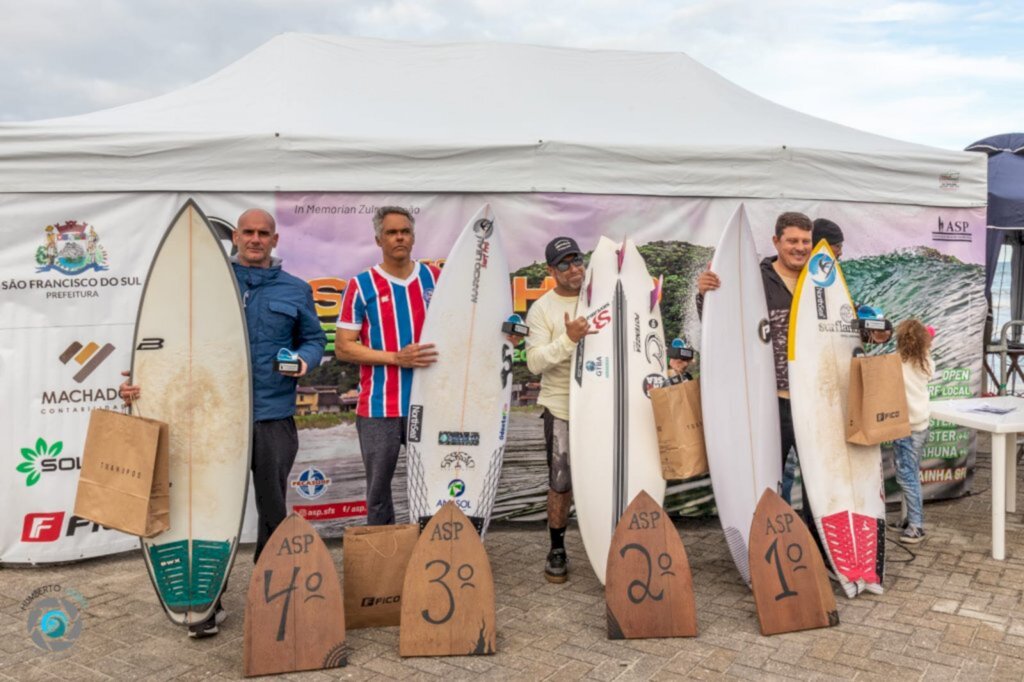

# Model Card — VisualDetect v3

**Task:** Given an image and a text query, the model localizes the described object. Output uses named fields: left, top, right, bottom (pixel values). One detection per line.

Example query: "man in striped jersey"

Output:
left=336, top=206, right=440, bottom=525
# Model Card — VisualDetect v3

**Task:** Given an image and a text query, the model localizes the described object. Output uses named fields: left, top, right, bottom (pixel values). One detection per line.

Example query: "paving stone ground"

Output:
left=3, top=433, right=1024, bottom=680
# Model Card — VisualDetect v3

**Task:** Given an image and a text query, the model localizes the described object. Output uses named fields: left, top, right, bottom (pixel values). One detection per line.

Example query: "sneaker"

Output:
left=899, top=526, right=926, bottom=545
left=887, top=517, right=909, bottom=531
left=188, top=604, right=227, bottom=639
left=544, top=548, right=569, bottom=583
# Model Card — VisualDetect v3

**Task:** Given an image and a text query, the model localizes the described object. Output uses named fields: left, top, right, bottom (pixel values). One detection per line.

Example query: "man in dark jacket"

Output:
left=121, top=207, right=325, bottom=638
left=231, top=208, right=326, bottom=563
left=697, top=211, right=813, bottom=503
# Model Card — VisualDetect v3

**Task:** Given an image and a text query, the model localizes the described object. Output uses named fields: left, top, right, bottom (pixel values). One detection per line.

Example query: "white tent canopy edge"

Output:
left=0, top=33, right=985, bottom=206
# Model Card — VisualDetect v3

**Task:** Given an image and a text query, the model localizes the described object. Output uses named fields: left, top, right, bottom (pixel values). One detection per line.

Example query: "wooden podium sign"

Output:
left=605, top=491, right=697, bottom=639
left=399, top=502, right=496, bottom=657
left=748, top=488, right=838, bottom=636
left=243, top=514, right=347, bottom=676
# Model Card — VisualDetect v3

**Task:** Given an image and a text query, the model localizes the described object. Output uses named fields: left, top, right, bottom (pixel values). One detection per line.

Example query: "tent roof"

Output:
left=0, top=33, right=986, bottom=206
left=967, top=134, right=1024, bottom=227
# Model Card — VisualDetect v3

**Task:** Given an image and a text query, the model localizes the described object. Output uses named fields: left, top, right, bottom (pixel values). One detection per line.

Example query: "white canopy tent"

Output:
left=0, top=34, right=990, bottom=564
left=0, top=33, right=986, bottom=204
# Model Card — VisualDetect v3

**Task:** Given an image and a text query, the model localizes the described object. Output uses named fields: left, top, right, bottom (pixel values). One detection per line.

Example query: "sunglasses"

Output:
left=554, top=255, right=584, bottom=272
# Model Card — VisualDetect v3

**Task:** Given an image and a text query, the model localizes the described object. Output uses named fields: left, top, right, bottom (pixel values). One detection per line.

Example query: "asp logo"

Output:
left=59, top=341, right=115, bottom=383
left=932, top=216, right=972, bottom=243
left=808, top=252, right=836, bottom=288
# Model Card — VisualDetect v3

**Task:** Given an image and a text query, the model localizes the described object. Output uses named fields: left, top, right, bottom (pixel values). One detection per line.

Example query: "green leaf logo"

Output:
left=16, top=437, right=61, bottom=487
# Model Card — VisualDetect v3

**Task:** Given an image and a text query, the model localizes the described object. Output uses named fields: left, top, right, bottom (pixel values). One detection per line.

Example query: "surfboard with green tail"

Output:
left=132, top=200, right=252, bottom=626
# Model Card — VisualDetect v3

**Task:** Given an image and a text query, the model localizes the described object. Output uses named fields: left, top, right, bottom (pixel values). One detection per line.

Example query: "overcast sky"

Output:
left=1, top=0, right=1019, bottom=150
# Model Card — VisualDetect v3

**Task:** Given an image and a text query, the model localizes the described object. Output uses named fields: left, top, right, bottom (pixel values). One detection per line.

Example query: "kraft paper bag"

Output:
left=73, top=408, right=170, bottom=537
left=343, top=524, right=418, bottom=628
left=650, top=378, right=708, bottom=480
left=846, top=353, right=912, bottom=445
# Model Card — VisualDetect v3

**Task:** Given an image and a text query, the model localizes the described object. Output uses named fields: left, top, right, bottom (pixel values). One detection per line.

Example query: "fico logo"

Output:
left=59, top=341, right=115, bottom=383
left=16, top=438, right=81, bottom=487
left=22, top=512, right=111, bottom=542
left=22, top=513, right=64, bottom=542
left=360, top=595, right=400, bottom=608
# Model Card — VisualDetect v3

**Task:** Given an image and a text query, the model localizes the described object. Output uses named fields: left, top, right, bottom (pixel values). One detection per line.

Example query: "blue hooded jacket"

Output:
left=232, top=258, right=326, bottom=422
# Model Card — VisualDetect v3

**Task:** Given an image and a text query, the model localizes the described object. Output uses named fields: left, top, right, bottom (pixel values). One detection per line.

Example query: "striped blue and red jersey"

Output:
left=338, top=262, right=440, bottom=418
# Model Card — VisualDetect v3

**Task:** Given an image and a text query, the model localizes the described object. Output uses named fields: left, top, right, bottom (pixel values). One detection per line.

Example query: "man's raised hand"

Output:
left=564, top=312, right=593, bottom=343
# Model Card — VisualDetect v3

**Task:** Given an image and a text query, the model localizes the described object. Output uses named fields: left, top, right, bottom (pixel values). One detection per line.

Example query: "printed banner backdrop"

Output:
left=0, top=191, right=986, bottom=563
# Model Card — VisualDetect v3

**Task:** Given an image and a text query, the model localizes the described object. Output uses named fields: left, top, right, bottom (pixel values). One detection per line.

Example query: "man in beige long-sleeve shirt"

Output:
left=525, top=236, right=592, bottom=582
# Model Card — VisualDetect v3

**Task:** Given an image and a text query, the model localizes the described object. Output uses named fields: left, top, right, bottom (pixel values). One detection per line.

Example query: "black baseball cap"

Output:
left=545, top=237, right=582, bottom=266
left=812, top=218, right=844, bottom=247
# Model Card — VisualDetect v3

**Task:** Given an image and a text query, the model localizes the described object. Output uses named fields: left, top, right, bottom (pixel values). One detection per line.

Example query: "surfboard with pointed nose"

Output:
left=788, top=240, right=885, bottom=598
left=570, top=236, right=667, bottom=585
left=699, top=204, right=782, bottom=585
left=132, top=199, right=252, bottom=626
left=405, top=204, right=514, bottom=538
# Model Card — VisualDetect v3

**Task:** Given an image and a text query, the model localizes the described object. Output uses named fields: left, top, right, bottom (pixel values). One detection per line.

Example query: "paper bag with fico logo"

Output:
left=846, top=352, right=912, bottom=446
left=650, top=378, right=709, bottom=480
left=73, top=408, right=170, bottom=537
left=343, top=523, right=419, bottom=629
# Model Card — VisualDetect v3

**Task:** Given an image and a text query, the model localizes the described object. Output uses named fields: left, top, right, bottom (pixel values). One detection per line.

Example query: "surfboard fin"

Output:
left=616, top=239, right=626, bottom=272
left=650, top=275, right=663, bottom=312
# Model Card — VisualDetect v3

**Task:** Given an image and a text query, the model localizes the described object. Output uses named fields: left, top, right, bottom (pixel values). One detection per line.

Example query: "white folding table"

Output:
left=929, top=395, right=1024, bottom=560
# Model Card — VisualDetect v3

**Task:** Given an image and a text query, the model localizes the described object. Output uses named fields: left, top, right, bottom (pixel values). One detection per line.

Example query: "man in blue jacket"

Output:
left=121, top=207, right=325, bottom=638
left=231, top=208, right=326, bottom=561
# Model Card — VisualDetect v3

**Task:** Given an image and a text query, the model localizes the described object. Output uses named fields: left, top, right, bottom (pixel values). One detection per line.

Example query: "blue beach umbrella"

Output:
left=965, top=134, right=1024, bottom=317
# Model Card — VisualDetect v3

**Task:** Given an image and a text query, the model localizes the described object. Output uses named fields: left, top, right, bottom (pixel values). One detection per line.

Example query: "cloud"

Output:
left=0, top=0, right=1020, bottom=150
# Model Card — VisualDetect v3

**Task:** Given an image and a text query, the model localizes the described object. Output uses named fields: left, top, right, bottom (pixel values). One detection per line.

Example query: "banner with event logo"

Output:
left=0, top=191, right=986, bottom=563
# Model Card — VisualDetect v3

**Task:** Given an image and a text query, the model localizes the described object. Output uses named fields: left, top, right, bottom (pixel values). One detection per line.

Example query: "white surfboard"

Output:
left=133, top=200, right=252, bottom=625
left=570, top=236, right=667, bottom=585
left=700, top=204, right=782, bottom=585
left=788, top=241, right=885, bottom=598
left=406, top=205, right=514, bottom=537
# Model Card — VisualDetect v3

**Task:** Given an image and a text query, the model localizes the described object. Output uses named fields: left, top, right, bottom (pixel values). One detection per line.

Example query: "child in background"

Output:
left=893, top=319, right=935, bottom=544
left=667, top=338, right=694, bottom=382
